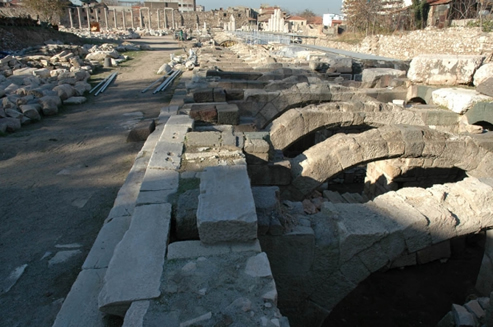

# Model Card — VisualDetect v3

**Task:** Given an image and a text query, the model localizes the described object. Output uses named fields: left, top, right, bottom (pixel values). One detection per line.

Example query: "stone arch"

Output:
left=294, top=178, right=493, bottom=326
left=283, top=125, right=493, bottom=200
left=270, top=100, right=427, bottom=151
left=408, top=96, right=427, bottom=104
left=247, top=82, right=332, bottom=129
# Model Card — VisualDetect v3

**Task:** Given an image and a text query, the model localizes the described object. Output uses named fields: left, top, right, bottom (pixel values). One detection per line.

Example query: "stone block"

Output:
left=216, top=103, right=239, bottom=125
left=452, top=304, right=476, bottom=327
left=147, top=141, right=183, bottom=170
left=53, top=269, right=107, bottom=327
left=465, top=101, right=493, bottom=126
left=225, top=89, right=244, bottom=101
left=465, top=299, right=486, bottom=321
left=477, top=77, right=493, bottom=97
left=390, top=253, right=417, bottom=269
left=213, top=88, right=226, bottom=102
left=166, top=240, right=261, bottom=259
left=193, top=88, right=214, bottom=102
left=432, top=88, right=492, bottom=114
left=361, top=68, right=406, bottom=88
left=197, top=165, right=258, bottom=244
left=372, top=192, right=432, bottom=253
left=189, top=105, right=217, bottom=123
left=474, top=63, right=493, bottom=86
left=408, top=54, right=484, bottom=85
left=127, top=119, right=156, bottom=142
left=245, top=152, right=269, bottom=165
left=82, top=216, right=131, bottom=269
left=185, top=131, right=221, bottom=147
left=122, top=301, right=150, bottom=327
left=159, top=114, right=194, bottom=143
left=98, top=203, right=172, bottom=317
left=244, top=138, right=270, bottom=153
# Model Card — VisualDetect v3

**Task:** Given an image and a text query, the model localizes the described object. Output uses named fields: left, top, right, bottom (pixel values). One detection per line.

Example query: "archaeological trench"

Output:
left=44, top=31, right=493, bottom=327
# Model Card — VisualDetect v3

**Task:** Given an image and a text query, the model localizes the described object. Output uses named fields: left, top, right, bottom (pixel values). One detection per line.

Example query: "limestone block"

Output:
left=371, top=192, right=432, bottom=253
left=452, top=304, right=476, bottom=327
left=53, top=84, right=75, bottom=100
left=464, top=299, right=486, bottom=321
left=166, top=240, right=261, bottom=259
left=197, top=165, right=258, bottom=244
left=474, top=63, right=493, bottom=86
left=98, top=203, right=172, bottom=317
left=19, top=104, right=41, bottom=120
left=213, top=88, right=226, bottom=102
left=82, top=216, right=131, bottom=269
left=408, top=54, right=485, bottom=85
left=147, top=141, right=183, bottom=170
left=466, top=101, right=493, bottom=127
left=477, top=77, right=493, bottom=97
left=244, top=138, right=270, bottom=154
left=193, top=88, right=214, bottom=102
left=396, top=187, right=457, bottom=244
left=33, top=68, right=51, bottom=79
left=390, top=253, right=417, bottom=268
left=63, top=96, right=87, bottom=105
left=5, top=108, right=22, bottom=119
left=185, top=131, right=221, bottom=147
left=53, top=269, right=107, bottom=327
left=216, top=103, right=239, bottom=125
left=36, top=96, right=59, bottom=115
left=334, top=202, right=400, bottom=263
left=362, top=68, right=406, bottom=88
left=122, top=301, right=150, bottom=327
left=175, top=189, right=200, bottom=240
left=432, top=88, right=492, bottom=114
left=189, top=105, right=217, bottom=123
left=244, top=252, right=273, bottom=278
left=159, top=114, right=194, bottom=143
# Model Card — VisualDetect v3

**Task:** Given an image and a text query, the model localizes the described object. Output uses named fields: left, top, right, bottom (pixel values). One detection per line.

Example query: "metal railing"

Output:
left=232, top=31, right=292, bottom=45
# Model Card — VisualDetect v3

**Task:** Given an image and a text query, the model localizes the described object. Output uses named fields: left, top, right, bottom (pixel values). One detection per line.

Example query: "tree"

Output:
left=23, top=0, right=69, bottom=24
left=297, top=9, right=316, bottom=18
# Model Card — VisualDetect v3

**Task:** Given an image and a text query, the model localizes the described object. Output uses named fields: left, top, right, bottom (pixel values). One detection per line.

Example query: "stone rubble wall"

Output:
left=315, top=28, right=493, bottom=62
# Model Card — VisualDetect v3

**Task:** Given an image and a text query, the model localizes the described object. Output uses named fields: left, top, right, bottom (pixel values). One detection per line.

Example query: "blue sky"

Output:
left=197, top=1, right=342, bottom=15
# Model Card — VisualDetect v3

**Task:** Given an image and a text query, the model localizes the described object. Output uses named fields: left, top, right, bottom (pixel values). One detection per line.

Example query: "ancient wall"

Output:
left=315, top=27, right=493, bottom=61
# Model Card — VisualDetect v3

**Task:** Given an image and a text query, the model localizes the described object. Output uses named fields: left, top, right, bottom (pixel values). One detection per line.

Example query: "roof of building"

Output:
left=308, top=16, right=323, bottom=24
left=427, top=0, right=452, bottom=5
left=286, top=15, right=306, bottom=21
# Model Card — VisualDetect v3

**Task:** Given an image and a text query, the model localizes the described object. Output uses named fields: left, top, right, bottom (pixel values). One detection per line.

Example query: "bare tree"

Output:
left=450, top=0, right=478, bottom=19
left=297, top=9, right=316, bottom=18
left=23, top=0, right=69, bottom=24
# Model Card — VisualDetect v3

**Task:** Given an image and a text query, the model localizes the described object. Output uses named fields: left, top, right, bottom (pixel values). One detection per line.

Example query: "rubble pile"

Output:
left=0, top=39, right=148, bottom=135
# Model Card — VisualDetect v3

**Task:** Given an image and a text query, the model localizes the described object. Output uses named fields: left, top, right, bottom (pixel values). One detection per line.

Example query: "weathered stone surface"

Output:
left=82, top=216, right=132, bottom=269
left=39, top=95, right=61, bottom=116
left=189, top=105, right=217, bottom=123
left=19, top=104, right=41, bottom=120
left=122, top=301, right=150, bottom=327
left=477, top=77, right=493, bottom=97
left=53, top=84, right=75, bottom=100
left=98, top=203, right=172, bottom=317
left=244, top=252, right=273, bottom=278
left=197, top=165, right=257, bottom=244
left=432, top=88, right=492, bottom=114
left=474, top=63, right=493, bottom=86
left=451, top=304, right=476, bottom=327
left=0, top=117, right=21, bottom=132
left=362, top=68, right=406, bottom=88
left=167, top=240, right=261, bottom=259
left=216, top=103, right=239, bottom=125
left=408, top=54, right=484, bottom=85
left=63, top=96, right=87, bottom=105
left=52, top=269, right=107, bottom=327
left=185, top=131, right=221, bottom=147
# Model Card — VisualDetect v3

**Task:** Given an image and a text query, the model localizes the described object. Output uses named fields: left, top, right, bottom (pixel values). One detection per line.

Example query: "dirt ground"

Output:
left=0, top=34, right=183, bottom=327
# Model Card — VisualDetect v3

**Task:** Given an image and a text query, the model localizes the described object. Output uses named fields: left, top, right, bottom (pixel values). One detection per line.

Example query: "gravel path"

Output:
left=0, top=35, right=181, bottom=327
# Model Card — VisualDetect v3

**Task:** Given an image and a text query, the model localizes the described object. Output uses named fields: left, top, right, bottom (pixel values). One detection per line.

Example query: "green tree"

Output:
left=23, top=0, right=70, bottom=24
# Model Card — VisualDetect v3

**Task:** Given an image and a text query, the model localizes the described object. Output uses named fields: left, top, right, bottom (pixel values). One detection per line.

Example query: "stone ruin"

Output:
left=53, top=32, right=493, bottom=327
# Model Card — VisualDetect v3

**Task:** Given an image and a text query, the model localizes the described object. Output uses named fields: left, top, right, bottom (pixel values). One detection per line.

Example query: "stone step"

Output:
left=197, top=165, right=258, bottom=244
left=323, top=190, right=345, bottom=203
